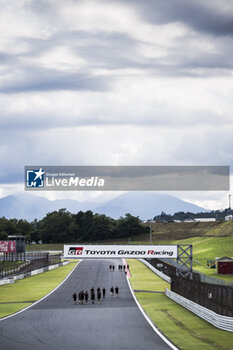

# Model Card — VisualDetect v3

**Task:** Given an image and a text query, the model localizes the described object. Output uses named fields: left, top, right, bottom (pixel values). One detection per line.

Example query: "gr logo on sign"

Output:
left=68, top=247, right=83, bottom=255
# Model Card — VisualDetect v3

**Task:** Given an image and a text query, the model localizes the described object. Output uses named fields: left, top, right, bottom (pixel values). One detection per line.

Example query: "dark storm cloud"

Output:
left=116, top=0, right=233, bottom=36
left=0, top=68, right=108, bottom=93
left=3, top=29, right=233, bottom=96
left=27, top=26, right=233, bottom=77
left=45, top=30, right=141, bottom=71
left=26, top=0, right=233, bottom=37
left=0, top=30, right=144, bottom=94
left=1, top=0, right=231, bottom=93
left=70, top=31, right=140, bottom=70
left=0, top=0, right=233, bottom=187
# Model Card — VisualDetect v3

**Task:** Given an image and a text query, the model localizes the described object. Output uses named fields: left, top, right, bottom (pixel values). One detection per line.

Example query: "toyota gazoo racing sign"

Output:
left=63, top=245, right=177, bottom=259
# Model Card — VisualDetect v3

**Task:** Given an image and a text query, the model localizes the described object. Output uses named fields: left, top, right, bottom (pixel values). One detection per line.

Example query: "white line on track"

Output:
left=124, top=259, right=179, bottom=350
left=0, top=260, right=81, bottom=322
left=2, top=258, right=179, bottom=350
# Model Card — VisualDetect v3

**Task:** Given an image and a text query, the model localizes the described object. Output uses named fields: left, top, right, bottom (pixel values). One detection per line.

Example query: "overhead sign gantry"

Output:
left=64, top=244, right=193, bottom=279
left=64, top=244, right=177, bottom=259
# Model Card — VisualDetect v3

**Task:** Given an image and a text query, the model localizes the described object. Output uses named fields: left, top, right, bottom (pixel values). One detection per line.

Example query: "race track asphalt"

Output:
left=0, top=259, right=174, bottom=350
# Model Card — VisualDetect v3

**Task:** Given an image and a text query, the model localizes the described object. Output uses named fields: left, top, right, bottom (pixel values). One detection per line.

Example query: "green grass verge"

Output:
left=0, top=262, right=77, bottom=319
left=127, top=259, right=233, bottom=350
left=128, top=258, right=170, bottom=292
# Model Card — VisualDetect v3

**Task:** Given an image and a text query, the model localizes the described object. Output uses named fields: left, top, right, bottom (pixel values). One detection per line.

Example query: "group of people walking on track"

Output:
left=118, top=264, right=129, bottom=272
left=72, top=285, right=119, bottom=304
left=109, top=264, right=129, bottom=275
left=110, top=285, right=119, bottom=296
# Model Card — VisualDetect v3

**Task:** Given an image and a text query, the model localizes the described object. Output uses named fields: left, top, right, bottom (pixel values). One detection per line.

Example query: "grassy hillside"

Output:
left=149, top=221, right=233, bottom=281
left=167, top=236, right=233, bottom=281
left=25, top=221, right=233, bottom=250
left=149, top=220, right=233, bottom=241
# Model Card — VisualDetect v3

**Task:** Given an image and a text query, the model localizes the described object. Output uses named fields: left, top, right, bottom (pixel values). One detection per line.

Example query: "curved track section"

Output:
left=0, top=259, right=174, bottom=350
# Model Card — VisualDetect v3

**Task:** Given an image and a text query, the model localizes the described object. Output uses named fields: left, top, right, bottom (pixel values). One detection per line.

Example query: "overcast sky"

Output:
left=0, top=0, right=233, bottom=209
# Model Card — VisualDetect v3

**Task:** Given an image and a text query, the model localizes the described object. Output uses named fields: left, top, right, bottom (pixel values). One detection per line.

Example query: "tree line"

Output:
left=0, top=210, right=149, bottom=243
left=153, top=208, right=233, bottom=222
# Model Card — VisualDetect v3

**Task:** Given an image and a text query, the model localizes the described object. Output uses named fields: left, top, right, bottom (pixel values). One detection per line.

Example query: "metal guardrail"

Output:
left=0, top=279, right=15, bottom=285
left=161, top=257, right=233, bottom=286
left=0, top=261, right=70, bottom=285
left=197, top=271, right=233, bottom=286
left=0, top=252, right=62, bottom=279
left=165, top=289, right=233, bottom=332
left=138, top=259, right=171, bottom=283
left=144, top=258, right=233, bottom=317
left=0, top=261, right=31, bottom=278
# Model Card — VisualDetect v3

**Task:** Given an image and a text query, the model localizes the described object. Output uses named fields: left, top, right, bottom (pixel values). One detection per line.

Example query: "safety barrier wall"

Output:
left=0, top=261, right=70, bottom=285
left=0, top=261, right=31, bottom=277
left=19, top=261, right=70, bottom=278
left=0, top=279, right=15, bottom=285
left=197, top=271, right=233, bottom=286
left=171, top=274, right=233, bottom=317
left=138, top=258, right=171, bottom=283
left=165, top=288, right=233, bottom=332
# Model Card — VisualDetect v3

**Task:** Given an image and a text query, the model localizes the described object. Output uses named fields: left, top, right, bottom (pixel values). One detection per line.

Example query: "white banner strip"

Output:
left=63, top=244, right=177, bottom=259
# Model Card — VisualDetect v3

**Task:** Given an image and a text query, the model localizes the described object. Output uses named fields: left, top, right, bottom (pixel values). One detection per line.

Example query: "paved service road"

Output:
left=0, top=259, right=174, bottom=350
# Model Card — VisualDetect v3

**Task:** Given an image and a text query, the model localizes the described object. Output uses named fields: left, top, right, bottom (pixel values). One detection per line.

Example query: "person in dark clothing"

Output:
left=110, top=286, right=114, bottom=296
left=80, top=290, right=84, bottom=305
left=78, top=291, right=82, bottom=304
left=97, top=289, right=101, bottom=303
left=115, top=286, right=119, bottom=296
left=91, top=287, right=95, bottom=294
left=91, top=290, right=95, bottom=304
left=97, top=286, right=101, bottom=293
left=84, top=291, right=89, bottom=304
left=112, top=265, right=115, bottom=271
left=102, top=287, right=106, bottom=298
left=123, top=265, right=126, bottom=271
left=72, top=292, right=77, bottom=304
left=109, top=265, right=112, bottom=270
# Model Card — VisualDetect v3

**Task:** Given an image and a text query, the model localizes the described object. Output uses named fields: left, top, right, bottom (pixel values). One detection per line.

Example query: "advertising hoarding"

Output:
left=64, top=244, right=177, bottom=259
left=0, top=241, right=16, bottom=253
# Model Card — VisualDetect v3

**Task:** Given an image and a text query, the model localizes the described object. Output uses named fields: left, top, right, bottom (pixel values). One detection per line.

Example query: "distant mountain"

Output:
left=0, top=193, right=97, bottom=222
left=95, top=192, right=207, bottom=219
left=0, top=192, right=207, bottom=221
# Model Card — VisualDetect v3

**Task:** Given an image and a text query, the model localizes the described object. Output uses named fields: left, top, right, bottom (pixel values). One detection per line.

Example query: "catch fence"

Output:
left=146, top=258, right=233, bottom=317
left=0, top=252, right=61, bottom=279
